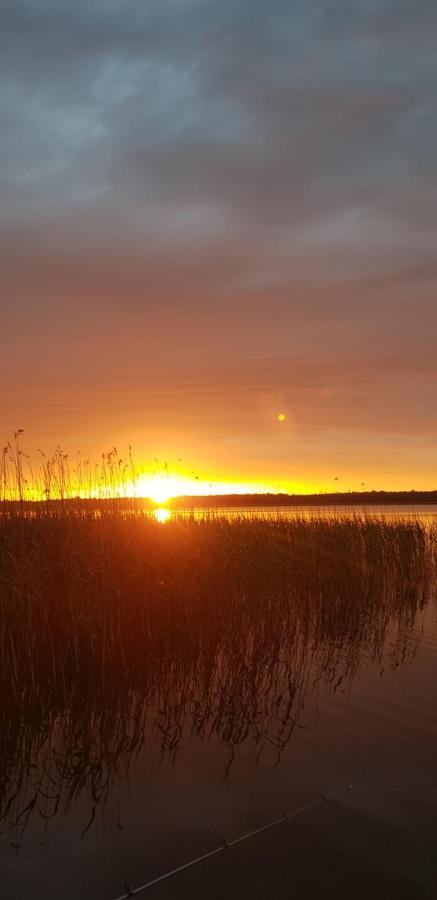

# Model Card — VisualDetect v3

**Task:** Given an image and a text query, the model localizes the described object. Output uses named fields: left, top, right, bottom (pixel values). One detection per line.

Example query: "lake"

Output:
left=155, top=502, right=437, bottom=523
left=0, top=508, right=436, bottom=899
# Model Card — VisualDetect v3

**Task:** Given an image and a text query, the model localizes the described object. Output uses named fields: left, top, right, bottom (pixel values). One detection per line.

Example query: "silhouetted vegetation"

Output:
left=0, top=506, right=435, bottom=845
left=169, top=490, right=437, bottom=508
left=1, top=431, right=436, bottom=507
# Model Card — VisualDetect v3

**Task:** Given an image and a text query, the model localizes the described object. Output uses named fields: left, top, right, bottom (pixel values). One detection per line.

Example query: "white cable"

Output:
left=112, top=784, right=353, bottom=899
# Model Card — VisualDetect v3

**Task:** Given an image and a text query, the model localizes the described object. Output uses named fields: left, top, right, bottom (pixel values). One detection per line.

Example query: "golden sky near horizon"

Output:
left=1, top=1, right=436, bottom=494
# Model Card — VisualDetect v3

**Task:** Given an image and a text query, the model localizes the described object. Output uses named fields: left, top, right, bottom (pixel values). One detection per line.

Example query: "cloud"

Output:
left=0, top=1, right=436, bottom=484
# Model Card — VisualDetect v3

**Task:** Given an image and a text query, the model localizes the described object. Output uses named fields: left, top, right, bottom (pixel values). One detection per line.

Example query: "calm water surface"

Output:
left=155, top=502, right=437, bottom=525
left=1, top=507, right=436, bottom=899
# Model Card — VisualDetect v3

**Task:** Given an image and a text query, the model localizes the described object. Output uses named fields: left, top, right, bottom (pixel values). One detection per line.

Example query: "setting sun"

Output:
left=2, top=4, right=437, bottom=896
left=128, top=470, right=283, bottom=502
left=139, top=475, right=177, bottom=504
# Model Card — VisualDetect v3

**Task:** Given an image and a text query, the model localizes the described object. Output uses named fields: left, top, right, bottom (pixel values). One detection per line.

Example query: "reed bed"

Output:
left=1, top=431, right=139, bottom=502
left=0, top=504, right=435, bottom=842
left=0, top=508, right=434, bottom=694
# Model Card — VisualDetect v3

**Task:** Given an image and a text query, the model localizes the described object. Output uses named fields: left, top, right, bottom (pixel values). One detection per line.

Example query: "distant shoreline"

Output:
left=169, top=490, right=437, bottom=508
left=1, top=490, right=437, bottom=511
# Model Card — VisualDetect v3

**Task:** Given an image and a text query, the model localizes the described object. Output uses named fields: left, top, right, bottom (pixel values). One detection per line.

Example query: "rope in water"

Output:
left=113, top=783, right=353, bottom=899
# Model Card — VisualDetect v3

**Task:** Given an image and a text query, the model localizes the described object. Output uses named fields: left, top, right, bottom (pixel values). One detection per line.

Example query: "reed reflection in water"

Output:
left=0, top=512, right=435, bottom=846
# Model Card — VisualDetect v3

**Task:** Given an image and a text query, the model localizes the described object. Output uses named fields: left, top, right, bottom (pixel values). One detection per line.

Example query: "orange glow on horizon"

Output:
left=131, top=472, right=280, bottom=503
left=1, top=434, right=433, bottom=502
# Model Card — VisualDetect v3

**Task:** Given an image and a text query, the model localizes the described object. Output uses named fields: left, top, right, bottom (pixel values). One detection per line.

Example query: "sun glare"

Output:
left=128, top=469, right=299, bottom=501
left=154, top=507, right=171, bottom=524
left=146, top=476, right=175, bottom=504
left=134, top=474, right=183, bottom=504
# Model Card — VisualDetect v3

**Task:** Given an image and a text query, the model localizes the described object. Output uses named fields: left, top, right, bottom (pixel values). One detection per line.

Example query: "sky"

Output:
left=1, top=0, right=437, bottom=493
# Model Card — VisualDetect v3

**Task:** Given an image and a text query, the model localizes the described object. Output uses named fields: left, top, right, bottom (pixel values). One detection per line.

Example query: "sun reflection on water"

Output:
left=154, top=507, right=171, bottom=524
